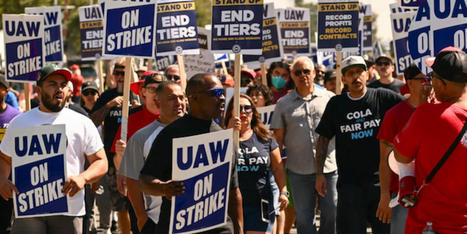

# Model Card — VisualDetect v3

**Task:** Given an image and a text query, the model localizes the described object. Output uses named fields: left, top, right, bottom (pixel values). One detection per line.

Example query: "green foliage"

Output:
left=195, top=0, right=212, bottom=27
left=295, top=0, right=318, bottom=43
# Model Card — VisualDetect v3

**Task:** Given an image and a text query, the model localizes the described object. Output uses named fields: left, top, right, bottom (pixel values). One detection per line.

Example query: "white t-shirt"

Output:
left=0, top=107, right=104, bottom=216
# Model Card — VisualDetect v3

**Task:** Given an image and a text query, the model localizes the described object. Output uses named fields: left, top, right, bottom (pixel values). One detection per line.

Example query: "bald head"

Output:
left=186, top=73, right=221, bottom=96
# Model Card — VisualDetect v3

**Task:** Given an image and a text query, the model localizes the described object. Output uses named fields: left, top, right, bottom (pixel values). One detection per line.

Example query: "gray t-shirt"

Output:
left=270, top=88, right=337, bottom=175
left=119, top=120, right=166, bottom=223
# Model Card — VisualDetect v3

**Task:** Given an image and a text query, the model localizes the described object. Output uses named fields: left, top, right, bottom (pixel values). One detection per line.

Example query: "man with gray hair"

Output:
left=270, top=56, right=338, bottom=233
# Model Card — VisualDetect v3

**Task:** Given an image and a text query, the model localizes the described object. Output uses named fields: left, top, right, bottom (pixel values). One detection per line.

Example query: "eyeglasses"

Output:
left=144, top=86, right=157, bottom=94
left=166, top=74, right=181, bottom=81
left=239, top=105, right=253, bottom=113
left=113, top=70, right=125, bottom=76
left=294, top=69, right=312, bottom=76
left=204, top=88, right=225, bottom=98
left=376, top=61, right=391, bottom=66
left=82, top=90, right=98, bottom=96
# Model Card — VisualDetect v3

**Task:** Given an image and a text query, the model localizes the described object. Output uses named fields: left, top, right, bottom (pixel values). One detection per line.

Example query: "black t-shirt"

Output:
left=315, top=88, right=405, bottom=186
left=367, top=79, right=405, bottom=93
left=238, top=132, right=278, bottom=207
left=140, top=114, right=239, bottom=234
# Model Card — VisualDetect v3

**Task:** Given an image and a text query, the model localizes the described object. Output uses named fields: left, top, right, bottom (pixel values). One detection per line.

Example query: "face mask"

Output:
left=272, top=76, right=286, bottom=89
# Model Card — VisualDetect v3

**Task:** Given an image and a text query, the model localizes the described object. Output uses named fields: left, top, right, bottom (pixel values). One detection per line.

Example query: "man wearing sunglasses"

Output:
left=315, top=56, right=405, bottom=234
left=140, top=73, right=243, bottom=234
left=375, top=64, right=432, bottom=234
left=164, top=65, right=181, bottom=84
left=393, top=48, right=467, bottom=234
left=368, top=55, right=404, bottom=94
left=271, top=56, right=338, bottom=234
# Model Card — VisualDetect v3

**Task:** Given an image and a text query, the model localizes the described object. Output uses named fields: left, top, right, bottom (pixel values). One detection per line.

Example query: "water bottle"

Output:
left=421, top=222, right=436, bottom=234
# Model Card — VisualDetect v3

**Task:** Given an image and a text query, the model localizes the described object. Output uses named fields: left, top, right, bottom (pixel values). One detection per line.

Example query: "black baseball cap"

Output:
left=404, top=64, right=422, bottom=80
left=324, top=70, right=336, bottom=83
left=37, top=65, right=72, bottom=85
left=375, top=54, right=394, bottom=64
left=81, top=81, right=99, bottom=93
left=429, top=47, right=467, bottom=83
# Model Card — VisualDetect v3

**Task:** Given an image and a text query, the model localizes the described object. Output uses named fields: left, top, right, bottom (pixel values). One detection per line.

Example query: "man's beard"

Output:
left=41, top=92, right=65, bottom=112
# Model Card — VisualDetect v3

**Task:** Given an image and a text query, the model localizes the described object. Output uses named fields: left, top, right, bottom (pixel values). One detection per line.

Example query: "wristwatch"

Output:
left=280, top=191, right=290, bottom=197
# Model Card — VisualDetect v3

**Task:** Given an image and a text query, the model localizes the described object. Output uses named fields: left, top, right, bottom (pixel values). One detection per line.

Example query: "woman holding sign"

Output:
left=224, top=94, right=288, bottom=234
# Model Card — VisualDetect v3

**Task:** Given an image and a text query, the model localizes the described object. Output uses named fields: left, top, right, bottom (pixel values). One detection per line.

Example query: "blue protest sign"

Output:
left=257, top=105, right=275, bottom=129
left=170, top=129, right=233, bottom=233
left=277, top=7, right=311, bottom=56
left=211, top=0, right=263, bottom=55
left=78, top=5, right=109, bottom=61
left=317, top=0, right=359, bottom=52
left=408, top=0, right=467, bottom=74
left=243, top=3, right=284, bottom=69
left=391, top=12, right=416, bottom=75
left=400, top=0, right=423, bottom=7
left=25, top=6, right=64, bottom=63
left=103, top=0, right=157, bottom=58
left=3, top=14, right=45, bottom=83
left=10, top=125, right=68, bottom=218
left=156, top=0, right=199, bottom=56
left=359, top=4, right=372, bottom=52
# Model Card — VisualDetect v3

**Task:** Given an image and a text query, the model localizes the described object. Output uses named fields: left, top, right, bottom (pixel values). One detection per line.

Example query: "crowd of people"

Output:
left=0, top=47, right=466, bottom=234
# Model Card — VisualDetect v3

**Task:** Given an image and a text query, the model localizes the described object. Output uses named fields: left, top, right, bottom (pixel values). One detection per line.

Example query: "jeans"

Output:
left=390, top=205, right=408, bottom=234
left=336, top=183, right=390, bottom=234
left=288, top=170, right=338, bottom=234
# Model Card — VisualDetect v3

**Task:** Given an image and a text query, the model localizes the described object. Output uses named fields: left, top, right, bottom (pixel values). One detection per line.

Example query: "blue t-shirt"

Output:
left=5, top=91, right=19, bottom=110
left=238, top=132, right=278, bottom=206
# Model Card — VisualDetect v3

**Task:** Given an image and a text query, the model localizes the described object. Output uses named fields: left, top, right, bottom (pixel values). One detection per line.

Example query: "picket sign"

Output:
left=336, top=51, right=343, bottom=94
left=120, top=57, right=132, bottom=143
left=177, top=55, right=187, bottom=91
left=261, top=63, right=267, bottom=86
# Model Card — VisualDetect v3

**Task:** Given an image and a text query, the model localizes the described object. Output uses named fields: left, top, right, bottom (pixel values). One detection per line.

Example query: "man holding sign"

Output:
left=140, top=74, right=243, bottom=233
left=0, top=65, right=107, bottom=233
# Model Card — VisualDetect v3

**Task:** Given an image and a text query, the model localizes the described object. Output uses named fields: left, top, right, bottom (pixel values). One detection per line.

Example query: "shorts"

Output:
left=107, top=167, right=130, bottom=212
left=243, top=204, right=275, bottom=232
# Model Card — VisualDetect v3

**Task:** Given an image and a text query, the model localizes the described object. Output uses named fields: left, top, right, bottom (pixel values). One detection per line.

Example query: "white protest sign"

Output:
left=170, top=129, right=233, bottom=233
left=183, top=28, right=215, bottom=80
left=10, top=125, right=68, bottom=218
left=103, top=0, right=158, bottom=58
left=391, top=12, right=416, bottom=75
left=25, top=6, right=64, bottom=63
left=3, top=14, right=45, bottom=83
left=389, top=3, right=418, bottom=14
left=257, top=105, right=275, bottom=129
left=408, top=0, right=467, bottom=74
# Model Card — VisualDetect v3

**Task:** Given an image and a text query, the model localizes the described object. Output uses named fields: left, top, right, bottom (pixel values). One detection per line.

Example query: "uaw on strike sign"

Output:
left=10, top=125, right=68, bottom=218
left=2, top=14, right=45, bottom=83
left=170, top=129, right=233, bottom=233
left=408, top=0, right=467, bottom=74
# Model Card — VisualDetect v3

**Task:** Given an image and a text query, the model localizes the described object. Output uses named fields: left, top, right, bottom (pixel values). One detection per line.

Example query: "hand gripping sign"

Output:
left=3, top=14, right=45, bottom=83
left=156, top=0, right=199, bottom=56
left=211, top=0, right=264, bottom=55
left=103, top=0, right=157, bottom=58
left=408, top=0, right=467, bottom=74
left=277, top=7, right=311, bottom=56
left=24, top=6, right=64, bottom=63
left=391, top=11, right=416, bottom=75
left=317, top=0, right=359, bottom=52
left=10, top=125, right=68, bottom=218
left=243, top=3, right=284, bottom=70
left=170, top=129, right=233, bottom=234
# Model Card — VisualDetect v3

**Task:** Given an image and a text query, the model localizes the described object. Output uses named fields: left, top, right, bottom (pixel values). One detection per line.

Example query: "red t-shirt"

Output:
left=377, top=100, right=415, bottom=194
left=394, top=102, right=467, bottom=233
left=111, top=106, right=159, bottom=153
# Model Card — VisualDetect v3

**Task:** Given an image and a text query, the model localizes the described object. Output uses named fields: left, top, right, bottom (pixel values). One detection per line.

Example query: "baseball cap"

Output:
left=81, top=81, right=99, bottom=93
left=429, top=47, right=467, bottom=83
left=0, top=73, right=9, bottom=89
left=403, top=64, right=422, bottom=80
left=37, top=64, right=72, bottom=85
left=425, top=46, right=462, bottom=67
left=342, top=56, right=367, bottom=75
left=323, top=70, right=336, bottom=83
left=130, top=71, right=163, bottom=95
left=375, top=54, right=394, bottom=64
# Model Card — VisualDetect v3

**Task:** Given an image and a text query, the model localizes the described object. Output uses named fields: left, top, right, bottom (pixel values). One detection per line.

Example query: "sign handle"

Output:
left=97, top=60, right=104, bottom=94
left=24, top=83, right=31, bottom=111
left=147, top=59, right=154, bottom=71
left=233, top=54, right=241, bottom=148
left=177, top=55, right=187, bottom=91
left=260, top=63, right=267, bottom=86
left=221, top=61, right=228, bottom=75
left=336, top=51, right=343, bottom=95
left=120, top=57, right=132, bottom=142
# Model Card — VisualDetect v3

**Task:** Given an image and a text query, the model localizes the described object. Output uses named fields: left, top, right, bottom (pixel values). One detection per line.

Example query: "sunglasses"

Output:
left=239, top=105, right=253, bottom=113
left=294, top=69, right=311, bottom=76
left=204, top=88, right=225, bottom=98
left=166, top=74, right=181, bottom=81
left=113, top=70, right=125, bottom=76
left=376, top=61, right=391, bottom=66
left=82, top=90, right=98, bottom=96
